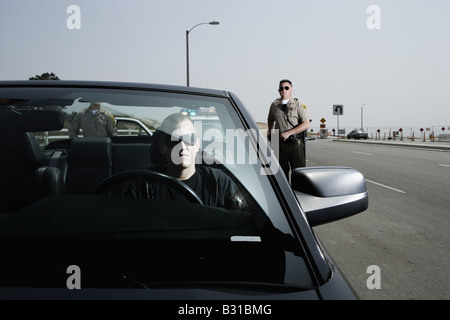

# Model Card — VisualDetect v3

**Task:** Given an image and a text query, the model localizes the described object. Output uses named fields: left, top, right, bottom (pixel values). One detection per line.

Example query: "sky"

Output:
left=1, top=0, right=449, bottom=133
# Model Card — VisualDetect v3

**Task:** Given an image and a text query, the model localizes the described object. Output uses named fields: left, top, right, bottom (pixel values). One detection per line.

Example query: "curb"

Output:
left=326, top=138, right=450, bottom=152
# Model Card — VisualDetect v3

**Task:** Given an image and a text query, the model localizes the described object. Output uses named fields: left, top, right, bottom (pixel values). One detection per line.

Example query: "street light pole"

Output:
left=361, top=103, right=365, bottom=130
left=186, top=21, right=219, bottom=87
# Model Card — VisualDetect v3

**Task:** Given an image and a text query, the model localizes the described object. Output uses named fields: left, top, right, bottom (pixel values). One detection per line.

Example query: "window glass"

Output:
left=0, top=86, right=314, bottom=289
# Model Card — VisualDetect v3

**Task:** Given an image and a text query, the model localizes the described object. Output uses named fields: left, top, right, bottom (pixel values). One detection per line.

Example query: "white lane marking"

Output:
left=438, top=164, right=450, bottom=168
left=366, top=179, right=407, bottom=194
left=352, top=151, right=372, bottom=155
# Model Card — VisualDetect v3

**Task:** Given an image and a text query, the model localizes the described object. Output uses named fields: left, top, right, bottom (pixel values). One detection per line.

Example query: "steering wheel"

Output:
left=92, top=170, right=204, bottom=205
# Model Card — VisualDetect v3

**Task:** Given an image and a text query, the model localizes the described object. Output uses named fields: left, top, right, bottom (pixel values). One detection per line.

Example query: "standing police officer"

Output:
left=267, top=79, right=310, bottom=180
left=69, top=102, right=117, bottom=138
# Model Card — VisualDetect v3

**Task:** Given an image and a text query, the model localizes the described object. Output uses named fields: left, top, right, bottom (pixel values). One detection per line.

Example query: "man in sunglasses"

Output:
left=125, top=113, right=246, bottom=211
left=267, top=79, right=311, bottom=181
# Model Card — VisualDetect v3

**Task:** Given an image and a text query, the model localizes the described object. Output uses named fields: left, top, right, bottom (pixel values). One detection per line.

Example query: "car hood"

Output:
left=0, top=286, right=319, bottom=300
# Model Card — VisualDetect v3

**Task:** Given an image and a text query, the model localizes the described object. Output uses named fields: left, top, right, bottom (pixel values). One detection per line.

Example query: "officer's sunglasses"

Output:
left=161, top=132, right=197, bottom=148
left=279, top=86, right=290, bottom=91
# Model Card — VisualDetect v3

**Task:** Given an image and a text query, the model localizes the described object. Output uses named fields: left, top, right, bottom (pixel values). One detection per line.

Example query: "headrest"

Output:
left=0, top=107, right=64, bottom=132
left=69, top=137, right=112, bottom=167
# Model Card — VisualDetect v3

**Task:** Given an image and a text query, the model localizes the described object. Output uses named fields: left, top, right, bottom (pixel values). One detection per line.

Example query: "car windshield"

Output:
left=0, top=84, right=315, bottom=290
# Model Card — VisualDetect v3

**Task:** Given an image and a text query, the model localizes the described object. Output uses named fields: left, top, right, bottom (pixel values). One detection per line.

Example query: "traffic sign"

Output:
left=333, top=105, right=343, bottom=115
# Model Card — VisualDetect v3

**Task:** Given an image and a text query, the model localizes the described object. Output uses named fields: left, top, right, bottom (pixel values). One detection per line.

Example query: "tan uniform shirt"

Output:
left=69, top=107, right=117, bottom=138
left=267, top=97, right=310, bottom=133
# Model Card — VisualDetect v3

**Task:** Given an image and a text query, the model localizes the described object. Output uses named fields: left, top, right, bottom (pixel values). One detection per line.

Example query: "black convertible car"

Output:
left=0, top=81, right=368, bottom=300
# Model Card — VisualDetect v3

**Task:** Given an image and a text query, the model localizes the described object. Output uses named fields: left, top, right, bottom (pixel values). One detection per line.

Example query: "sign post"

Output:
left=319, top=118, right=327, bottom=139
left=333, top=105, right=343, bottom=138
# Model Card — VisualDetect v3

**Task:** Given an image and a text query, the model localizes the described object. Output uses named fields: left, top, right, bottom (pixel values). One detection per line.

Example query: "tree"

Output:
left=29, top=72, right=60, bottom=80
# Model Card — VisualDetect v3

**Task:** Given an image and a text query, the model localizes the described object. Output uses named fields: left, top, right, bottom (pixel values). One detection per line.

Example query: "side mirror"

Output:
left=291, top=167, right=368, bottom=227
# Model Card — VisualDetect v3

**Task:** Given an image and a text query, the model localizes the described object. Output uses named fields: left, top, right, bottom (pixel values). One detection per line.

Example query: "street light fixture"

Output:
left=186, top=21, right=219, bottom=87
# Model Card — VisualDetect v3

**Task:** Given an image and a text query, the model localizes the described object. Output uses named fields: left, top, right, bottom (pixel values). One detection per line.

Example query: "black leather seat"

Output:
left=35, top=166, right=65, bottom=198
left=0, top=108, right=66, bottom=213
left=65, top=137, right=113, bottom=194
left=0, top=132, right=65, bottom=213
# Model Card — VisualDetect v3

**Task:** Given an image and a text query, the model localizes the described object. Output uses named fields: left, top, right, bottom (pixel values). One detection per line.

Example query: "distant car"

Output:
left=0, top=80, right=368, bottom=300
left=347, top=129, right=368, bottom=140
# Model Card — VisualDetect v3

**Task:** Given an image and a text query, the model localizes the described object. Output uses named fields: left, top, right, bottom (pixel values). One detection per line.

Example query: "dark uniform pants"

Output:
left=279, top=139, right=305, bottom=180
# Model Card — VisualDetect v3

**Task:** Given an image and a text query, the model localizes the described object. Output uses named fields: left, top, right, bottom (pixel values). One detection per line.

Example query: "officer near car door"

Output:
left=68, top=102, right=118, bottom=139
left=267, top=79, right=311, bottom=181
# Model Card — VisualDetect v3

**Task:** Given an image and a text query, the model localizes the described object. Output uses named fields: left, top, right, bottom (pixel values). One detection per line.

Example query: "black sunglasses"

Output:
left=161, top=132, right=197, bottom=148
left=279, top=86, right=290, bottom=91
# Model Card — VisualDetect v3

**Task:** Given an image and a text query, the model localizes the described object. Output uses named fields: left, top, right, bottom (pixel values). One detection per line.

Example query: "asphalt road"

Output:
left=305, top=138, right=450, bottom=300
